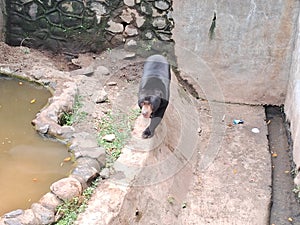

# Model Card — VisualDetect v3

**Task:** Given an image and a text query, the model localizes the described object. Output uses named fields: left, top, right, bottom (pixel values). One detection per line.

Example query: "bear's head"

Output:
left=138, top=95, right=161, bottom=118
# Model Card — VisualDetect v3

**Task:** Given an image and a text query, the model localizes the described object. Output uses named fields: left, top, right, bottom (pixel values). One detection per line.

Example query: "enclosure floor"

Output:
left=75, top=103, right=273, bottom=225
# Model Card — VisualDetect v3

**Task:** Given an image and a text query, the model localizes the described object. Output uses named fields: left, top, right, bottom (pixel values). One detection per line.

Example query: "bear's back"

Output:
left=143, top=55, right=170, bottom=81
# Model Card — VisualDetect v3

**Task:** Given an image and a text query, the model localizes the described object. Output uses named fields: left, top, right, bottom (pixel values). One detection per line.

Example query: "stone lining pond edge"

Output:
left=0, top=67, right=105, bottom=224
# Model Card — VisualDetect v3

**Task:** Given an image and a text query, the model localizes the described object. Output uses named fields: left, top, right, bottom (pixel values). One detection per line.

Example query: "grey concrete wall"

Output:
left=173, top=0, right=300, bottom=105
left=173, top=0, right=300, bottom=186
left=285, top=9, right=300, bottom=184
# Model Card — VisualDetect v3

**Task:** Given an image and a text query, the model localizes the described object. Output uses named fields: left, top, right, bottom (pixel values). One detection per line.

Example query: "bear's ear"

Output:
left=138, top=98, right=145, bottom=108
left=150, top=96, right=161, bottom=112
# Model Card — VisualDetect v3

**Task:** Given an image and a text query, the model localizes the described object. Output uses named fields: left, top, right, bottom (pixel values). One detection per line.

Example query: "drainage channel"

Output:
left=266, top=106, right=300, bottom=224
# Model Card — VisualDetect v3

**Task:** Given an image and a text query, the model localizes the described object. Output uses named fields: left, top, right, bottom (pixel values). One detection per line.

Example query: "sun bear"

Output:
left=138, top=54, right=171, bottom=138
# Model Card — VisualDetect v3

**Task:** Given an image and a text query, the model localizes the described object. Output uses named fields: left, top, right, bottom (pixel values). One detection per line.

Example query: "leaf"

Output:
left=30, top=99, right=36, bottom=104
left=63, top=157, right=72, bottom=162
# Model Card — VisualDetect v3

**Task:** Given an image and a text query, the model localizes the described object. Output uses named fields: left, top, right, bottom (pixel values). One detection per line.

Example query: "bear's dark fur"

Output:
left=138, top=55, right=171, bottom=138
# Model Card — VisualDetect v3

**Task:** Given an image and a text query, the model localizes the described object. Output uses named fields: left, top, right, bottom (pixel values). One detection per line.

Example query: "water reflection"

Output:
left=0, top=76, right=72, bottom=215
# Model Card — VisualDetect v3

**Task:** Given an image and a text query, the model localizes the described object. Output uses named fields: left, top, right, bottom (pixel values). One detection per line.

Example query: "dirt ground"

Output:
left=0, top=42, right=293, bottom=224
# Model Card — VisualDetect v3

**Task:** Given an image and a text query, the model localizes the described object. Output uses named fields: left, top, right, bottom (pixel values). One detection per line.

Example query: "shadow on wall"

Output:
left=0, top=0, right=5, bottom=41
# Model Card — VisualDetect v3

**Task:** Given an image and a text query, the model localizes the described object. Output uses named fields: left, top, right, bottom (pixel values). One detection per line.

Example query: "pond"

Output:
left=0, top=76, right=72, bottom=215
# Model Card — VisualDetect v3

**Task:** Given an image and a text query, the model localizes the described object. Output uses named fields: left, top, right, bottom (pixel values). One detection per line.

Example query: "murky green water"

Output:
left=0, top=76, right=72, bottom=215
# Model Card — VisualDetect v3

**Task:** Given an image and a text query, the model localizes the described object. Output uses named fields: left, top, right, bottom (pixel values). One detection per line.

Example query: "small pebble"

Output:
left=197, top=128, right=202, bottom=135
left=102, top=134, right=115, bottom=142
left=107, top=81, right=117, bottom=86
left=100, top=168, right=110, bottom=179
left=251, top=128, right=260, bottom=133
left=124, top=53, right=136, bottom=60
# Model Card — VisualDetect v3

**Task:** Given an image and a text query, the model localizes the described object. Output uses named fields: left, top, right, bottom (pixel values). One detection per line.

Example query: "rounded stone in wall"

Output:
left=47, top=11, right=61, bottom=25
left=144, top=30, right=154, bottom=40
left=125, top=39, right=138, bottom=50
left=110, top=34, right=125, bottom=46
left=120, top=9, right=134, bottom=24
left=156, top=31, right=172, bottom=41
left=12, top=3, right=23, bottom=13
left=34, top=30, right=49, bottom=40
left=39, top=18, right=50, bottom=29
left=152, top=6, right=165, bottom=17
left=154, top=0, right=170, bottom=11
left=140, top=1, right=153, bottom=15
left=91, top=2, right=107, bottom=24
left=62, top=16, right=82, bottom=28
left=50, top=26, right=66, bottom=37
left=135, top=14, right=145, bottom=28
left=24, top=2, right=44, bottom=19
left=152, top=16, right=167, bottom=30
left=26, top=2, right=38, bottom=19
left=124, top=25, right=138, bottom=37
left=9, top=14, right=23, bottom=24
left=82, top=16, right=96, bottom=29
left=124, top=0, right=135, bottom=7
left=58, top=1, right=84, bottom=15
left=106, top=20, right=124, bottom=33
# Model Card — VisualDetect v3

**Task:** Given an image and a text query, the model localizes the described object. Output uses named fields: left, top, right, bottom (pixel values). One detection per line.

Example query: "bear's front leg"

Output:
left=142, top=116, right=162, bottom=139
left=142, top=127, right=153, bottom=139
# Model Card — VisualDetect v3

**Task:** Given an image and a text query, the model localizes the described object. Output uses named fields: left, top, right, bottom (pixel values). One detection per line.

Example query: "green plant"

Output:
left=55, top=178, right=99, bottom=225
left=293, top=185, right=300, bottom=199
left=106, top=47, right=112, bottom=54
left=167, top=195, right=175, bottom=205
left=141, top=38, right=158, bottom=52
left=60, top=95, right=87, bottom=126
left=98, top=109, right=140, bottom=167
left=20, top=37, right=33, bottom=54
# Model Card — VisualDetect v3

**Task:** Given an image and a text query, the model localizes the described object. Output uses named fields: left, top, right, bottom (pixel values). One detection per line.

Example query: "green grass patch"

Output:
left=98, top=109, right=140, bottom=167
left=55, top=178, right=99, bottom=225
left=60, top=95, right=87, bottom=126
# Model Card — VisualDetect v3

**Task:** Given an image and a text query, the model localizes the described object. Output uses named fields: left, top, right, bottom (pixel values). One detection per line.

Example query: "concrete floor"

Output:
left=75, top=77, right=272, bottom=224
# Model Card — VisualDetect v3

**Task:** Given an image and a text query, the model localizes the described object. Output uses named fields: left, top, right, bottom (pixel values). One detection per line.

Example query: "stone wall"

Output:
left=5, top=0, right=173, bottom=54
